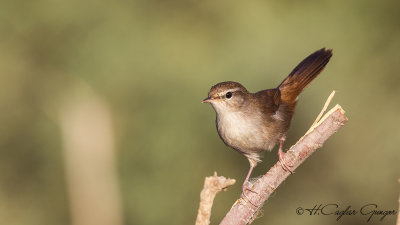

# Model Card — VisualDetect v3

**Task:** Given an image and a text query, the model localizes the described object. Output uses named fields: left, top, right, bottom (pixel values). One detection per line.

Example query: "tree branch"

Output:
left=195, top=172, right=236, bottom=225
left=219, top=100, right=348, bottom=224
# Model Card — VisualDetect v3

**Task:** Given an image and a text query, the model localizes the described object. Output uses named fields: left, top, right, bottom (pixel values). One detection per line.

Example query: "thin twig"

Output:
left=312, top=90, right=336, bottom=127
left=195, top=172, right=236, bottom=225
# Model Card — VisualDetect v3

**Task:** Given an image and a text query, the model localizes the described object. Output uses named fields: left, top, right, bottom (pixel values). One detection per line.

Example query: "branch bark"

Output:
left=195, top=172, right=236, bottom=225
left=219, top=103, right=348, bottom=225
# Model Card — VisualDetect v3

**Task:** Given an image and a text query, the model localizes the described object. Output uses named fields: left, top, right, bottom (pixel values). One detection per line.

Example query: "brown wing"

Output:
left=254, top=88, right=281, bottom=114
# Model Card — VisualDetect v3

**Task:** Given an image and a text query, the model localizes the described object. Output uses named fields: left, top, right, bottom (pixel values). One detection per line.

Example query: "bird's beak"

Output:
left=202, top=97, right=213, bottom=103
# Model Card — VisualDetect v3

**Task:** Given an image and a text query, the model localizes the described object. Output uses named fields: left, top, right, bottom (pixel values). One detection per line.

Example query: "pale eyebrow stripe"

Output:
left=227, top=88, right=242, bottom=93
left=217, top=87, right=242, bottom=98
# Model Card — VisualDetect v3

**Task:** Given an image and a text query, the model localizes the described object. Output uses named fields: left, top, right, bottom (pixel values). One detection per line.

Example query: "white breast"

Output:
left=216, top=110, right=268, bottom=152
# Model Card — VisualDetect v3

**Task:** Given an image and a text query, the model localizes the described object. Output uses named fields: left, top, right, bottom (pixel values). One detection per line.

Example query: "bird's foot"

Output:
left=241, top=181, right=258, bottom=207
left=278, top=149, right=294, bottom=173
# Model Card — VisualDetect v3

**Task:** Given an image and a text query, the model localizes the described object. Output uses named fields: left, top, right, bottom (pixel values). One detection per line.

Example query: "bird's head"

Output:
left=202, top=81, right=248, bottom=113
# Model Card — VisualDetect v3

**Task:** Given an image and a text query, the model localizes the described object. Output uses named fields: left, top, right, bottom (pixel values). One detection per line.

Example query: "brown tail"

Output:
left=278, top=48, right=333, bottom=103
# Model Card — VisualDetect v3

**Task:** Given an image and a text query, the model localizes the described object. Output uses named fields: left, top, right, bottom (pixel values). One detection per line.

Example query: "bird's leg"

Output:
left=278, top=139, right=294, bottom=173
left=241, top=161, right=259, bottom=206
left=242, top=164, right=256, bottom=193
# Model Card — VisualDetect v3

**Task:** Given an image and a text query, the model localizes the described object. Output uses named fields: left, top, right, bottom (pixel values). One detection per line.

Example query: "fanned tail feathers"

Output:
left=278, top=48, right=333, bottom=103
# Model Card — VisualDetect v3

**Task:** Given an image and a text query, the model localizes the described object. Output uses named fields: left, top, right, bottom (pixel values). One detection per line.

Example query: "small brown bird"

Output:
left=202, top=48, right=332, bottom=194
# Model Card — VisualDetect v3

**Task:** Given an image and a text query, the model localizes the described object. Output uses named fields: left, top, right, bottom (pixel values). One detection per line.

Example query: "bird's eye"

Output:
left=225, top=92, right=232, bottom=99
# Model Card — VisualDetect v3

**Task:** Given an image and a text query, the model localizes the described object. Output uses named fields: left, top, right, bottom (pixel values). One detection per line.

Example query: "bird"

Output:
left=202, top=48, right=332, bottom=196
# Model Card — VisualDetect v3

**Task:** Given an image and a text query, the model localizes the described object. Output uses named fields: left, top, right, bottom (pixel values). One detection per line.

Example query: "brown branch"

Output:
left=219, top=103, right=348, bottom=225
left=196, top=172, right=236, bottom=225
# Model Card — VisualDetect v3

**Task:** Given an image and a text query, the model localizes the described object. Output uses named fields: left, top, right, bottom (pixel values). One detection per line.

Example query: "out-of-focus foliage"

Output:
left=1, top=0, right=400, bottom=224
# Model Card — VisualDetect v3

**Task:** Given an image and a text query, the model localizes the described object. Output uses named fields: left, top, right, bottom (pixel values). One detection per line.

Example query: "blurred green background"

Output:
left=1, top=0, right=400, bottom=224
